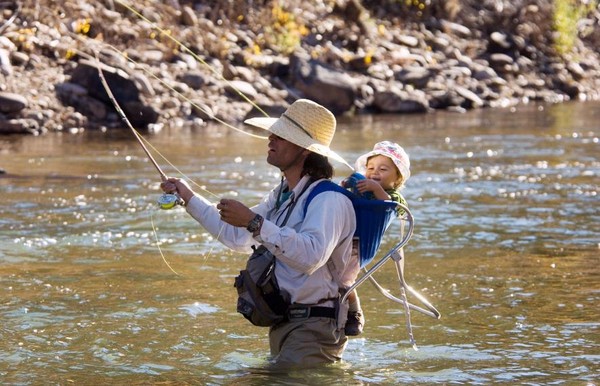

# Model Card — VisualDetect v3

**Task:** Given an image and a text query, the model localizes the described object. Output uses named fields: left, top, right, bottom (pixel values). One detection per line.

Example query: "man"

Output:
left=161, top=99, right=356, bottom=366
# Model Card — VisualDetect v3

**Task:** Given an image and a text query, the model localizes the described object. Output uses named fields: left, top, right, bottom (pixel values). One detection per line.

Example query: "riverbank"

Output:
left=1, top=0, right=599, bottom=134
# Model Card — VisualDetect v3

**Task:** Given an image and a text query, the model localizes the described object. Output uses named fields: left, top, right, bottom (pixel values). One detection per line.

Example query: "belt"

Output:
left=286, top=305, right=336, bottom=321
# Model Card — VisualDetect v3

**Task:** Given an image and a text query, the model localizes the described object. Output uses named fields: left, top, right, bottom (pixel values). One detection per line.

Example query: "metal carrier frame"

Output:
left=341, top=203, right=441, bottom=348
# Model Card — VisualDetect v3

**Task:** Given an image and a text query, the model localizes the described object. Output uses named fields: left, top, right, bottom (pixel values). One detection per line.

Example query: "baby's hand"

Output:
left=356, top=179, right=379, bottom=193
left=357, top=179, right=390, bottom=200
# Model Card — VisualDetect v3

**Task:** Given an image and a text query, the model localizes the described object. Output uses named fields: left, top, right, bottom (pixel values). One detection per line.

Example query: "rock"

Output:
left=553, top=75, right=582, bottom=99
left=142, top=50, right=165, bottom=64
left=179, top=71, right=206, bottom=90
left=489, top=31, right=512, bottom=51
left=131, top=73, right=155, bottom=96
left=66, top=59, right=158, bottom=127
left=0, top=0, right=599, bottom=136
left=123, top=101, right=159, bottom=127
left=191, top=100, right=215, bottom=120
left=181, top=6, right=198, bottom=27
left=389, top=45, right=428, bottom=66
left=0, top=118, right=39, bottom=134
left=396, top=34, right=419, bottom=47
left=225, top=80, right=258, bottom=100
left=567, top=62, right=586, bottom=81
left=395, top=66, right=432, bottom=89
left=455, top=86, right=484, bottom=108
left=55, top=82, right=88, bottom=98
left=70, top=60, right=139, bottom=105
left=429, top=89, right=466, bottom=110
left=0, top=48, right=12, bottom=75
left=10, top=51, right=29, bottom=66
left=489, top=53, right=517, bottom=73
left=288, top=54, right=356, bottom=115
left=0, top=92, right=28, bottom=114
left=372, top=89, right=429, bottom=113
left=440, top=20, right=472, bottom=38
left=73, top=95, right=108, bottom=121
left=472, top=65, right=498, bottom=81
left=347, top=54, right=373, bottom=72
left=0, top=36, right=16, bottom=51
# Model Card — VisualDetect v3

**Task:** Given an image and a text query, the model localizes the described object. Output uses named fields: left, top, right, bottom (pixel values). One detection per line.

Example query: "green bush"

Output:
left=553, top=0, right=598, bottom=56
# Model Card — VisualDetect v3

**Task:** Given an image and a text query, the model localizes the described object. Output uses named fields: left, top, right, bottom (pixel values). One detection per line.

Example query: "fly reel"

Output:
left=157, top=193, right=183, bottom=210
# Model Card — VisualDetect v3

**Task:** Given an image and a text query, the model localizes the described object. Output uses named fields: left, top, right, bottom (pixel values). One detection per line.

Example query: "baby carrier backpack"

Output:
left=304, top=180, right=441, bottom=348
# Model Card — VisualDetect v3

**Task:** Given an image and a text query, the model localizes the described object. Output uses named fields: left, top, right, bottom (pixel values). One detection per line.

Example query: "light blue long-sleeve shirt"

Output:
left=185, top=175, right=356, bottom=305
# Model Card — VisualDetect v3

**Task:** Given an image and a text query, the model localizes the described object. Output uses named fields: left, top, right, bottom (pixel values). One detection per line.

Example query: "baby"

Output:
left=341, top=141, right=410, bottom=336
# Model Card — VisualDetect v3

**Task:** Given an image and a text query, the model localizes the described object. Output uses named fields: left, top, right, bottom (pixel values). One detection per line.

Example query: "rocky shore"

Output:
left=0, top=0, right=599, bottom=135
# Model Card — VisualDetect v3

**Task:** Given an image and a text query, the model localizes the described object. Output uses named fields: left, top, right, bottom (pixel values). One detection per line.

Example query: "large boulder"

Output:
left=64, top=59, right=158, bottom=128
left=0, top=92, right=28, bottom=114
left=288, top=54, right=357, bottom=115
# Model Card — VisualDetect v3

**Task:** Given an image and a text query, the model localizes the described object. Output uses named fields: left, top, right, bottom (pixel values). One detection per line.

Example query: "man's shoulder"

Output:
left=303, top=179, right=353, bottom=213
left=308, top=179, right=351, bottom=199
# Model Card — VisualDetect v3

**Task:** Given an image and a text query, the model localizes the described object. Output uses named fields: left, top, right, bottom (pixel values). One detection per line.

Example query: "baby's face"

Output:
left=365, top=155, right=400, bottom=190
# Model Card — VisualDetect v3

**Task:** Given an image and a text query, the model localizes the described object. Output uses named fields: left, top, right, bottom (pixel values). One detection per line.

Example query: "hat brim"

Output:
left=245, top=117, right=352, bottom=169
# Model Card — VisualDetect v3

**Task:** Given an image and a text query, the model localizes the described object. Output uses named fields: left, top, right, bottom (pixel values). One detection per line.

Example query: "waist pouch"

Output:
left=234, top=245, right=288, bottom=327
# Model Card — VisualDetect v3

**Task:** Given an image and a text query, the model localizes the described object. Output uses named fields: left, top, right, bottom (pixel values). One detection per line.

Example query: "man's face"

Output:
left=267, top=134, right=306, bottom=171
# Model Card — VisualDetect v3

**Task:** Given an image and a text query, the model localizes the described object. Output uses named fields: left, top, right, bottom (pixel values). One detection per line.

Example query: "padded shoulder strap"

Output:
left=303, top=180, right=353, bottom=215
left=303, top=179, right=398, bottom=268
left=302, top=180, right=352, bottom=289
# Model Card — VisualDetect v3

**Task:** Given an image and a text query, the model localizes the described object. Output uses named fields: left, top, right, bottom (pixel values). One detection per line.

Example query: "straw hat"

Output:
left=244, top=99, right=351, bottom=168
left=355, top=141, right=411, bottom=182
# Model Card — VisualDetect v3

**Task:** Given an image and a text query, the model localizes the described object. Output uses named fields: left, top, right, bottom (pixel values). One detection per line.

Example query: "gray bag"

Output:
left=234, top=180, right=315, bottom=327
left=234, top=245, right=288, bottom=327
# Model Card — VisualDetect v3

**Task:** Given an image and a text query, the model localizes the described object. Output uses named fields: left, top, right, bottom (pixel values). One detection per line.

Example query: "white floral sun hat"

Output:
left=244, top=99, right=351, bottom=169
left=355, top=141, right=411, bottom=182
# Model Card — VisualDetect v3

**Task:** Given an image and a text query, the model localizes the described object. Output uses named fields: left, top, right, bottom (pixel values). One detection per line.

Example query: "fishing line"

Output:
left=96, top=51, right=229, bottom=274
left=45, top=2, right=271, bottom=274
left=65, top=45, right=267, bottom=191
left=65, top=32, right=268, bottom=179
left=104, top=43, right=268, bottom=140
left=114, top=0, right=271, bottom=118
left=70, top=43, right=247, bottom=197
left=150, top=209, right=180, bottom=276
left=0, top=1, right=21, bottom=35
left=57, top=2, right=271, bottom=162
left=84, top=0, right=277, bottom=265
left=96, top=52, right=184, bottom=206
left=95, top=54, right=167, bottom=180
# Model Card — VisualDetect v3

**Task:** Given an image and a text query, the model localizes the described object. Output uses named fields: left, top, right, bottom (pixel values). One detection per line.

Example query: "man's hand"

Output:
left=160, top=177, right=194, bottom=204
left=216, top=198, right=255, bottom=227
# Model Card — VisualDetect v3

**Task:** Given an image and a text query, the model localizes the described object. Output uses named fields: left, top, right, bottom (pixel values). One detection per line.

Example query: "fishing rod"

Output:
left=95, top=52, right=186, bottom=275
left=95, top=53, right=182, bottom=210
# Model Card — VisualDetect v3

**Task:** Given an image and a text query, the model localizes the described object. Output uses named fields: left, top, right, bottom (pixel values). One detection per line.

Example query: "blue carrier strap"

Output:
left=303, top=180, right=397, bottom=268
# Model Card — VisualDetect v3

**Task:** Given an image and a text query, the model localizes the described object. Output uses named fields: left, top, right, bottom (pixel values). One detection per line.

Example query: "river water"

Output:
left=0, top=101, right=598, bottom=385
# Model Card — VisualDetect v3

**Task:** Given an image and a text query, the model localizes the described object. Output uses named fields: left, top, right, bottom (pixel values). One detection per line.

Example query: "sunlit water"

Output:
left=1, top=102, right=598, bottom=385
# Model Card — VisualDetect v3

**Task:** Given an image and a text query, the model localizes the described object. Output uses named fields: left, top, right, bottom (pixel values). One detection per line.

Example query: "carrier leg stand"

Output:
left=392, top=249, right=418, bottom=349
left=341, top=204, right=416, bottom=304
left=340, top=204, right=441, bottom=347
